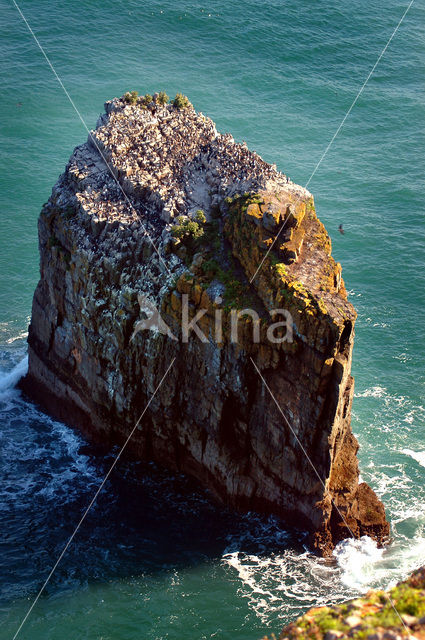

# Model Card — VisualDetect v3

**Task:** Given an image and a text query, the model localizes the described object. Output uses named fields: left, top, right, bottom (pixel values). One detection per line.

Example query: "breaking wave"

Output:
left=0, top=355, right=28, bottom=400
left=401, top=448, right=425, bottom=469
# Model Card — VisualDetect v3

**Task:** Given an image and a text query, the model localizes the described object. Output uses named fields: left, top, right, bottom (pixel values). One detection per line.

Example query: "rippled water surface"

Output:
left=0, top=0, right=424, bottom=638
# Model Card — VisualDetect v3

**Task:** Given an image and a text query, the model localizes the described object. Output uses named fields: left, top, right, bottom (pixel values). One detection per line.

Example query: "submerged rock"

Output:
left=22, top=92, right=389, bottom=555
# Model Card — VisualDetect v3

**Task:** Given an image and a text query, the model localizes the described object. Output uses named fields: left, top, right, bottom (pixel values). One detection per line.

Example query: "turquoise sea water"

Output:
left=0, top=0, right=424, bottom=638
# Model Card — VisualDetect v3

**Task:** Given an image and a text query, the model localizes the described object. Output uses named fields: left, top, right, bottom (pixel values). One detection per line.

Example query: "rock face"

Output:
left=22, top=93, right=389, bottom=555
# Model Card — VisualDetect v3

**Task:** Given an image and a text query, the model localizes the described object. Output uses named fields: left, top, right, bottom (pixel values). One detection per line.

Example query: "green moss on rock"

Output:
left=261, top=567, right=425, bottom=640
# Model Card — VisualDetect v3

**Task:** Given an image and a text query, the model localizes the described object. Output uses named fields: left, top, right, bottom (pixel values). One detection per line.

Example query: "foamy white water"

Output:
left=333, top=536, right=385, bottom=590
left=401, top=449, right=425, bottom=469
left=0, top=355, right=28, bottom=400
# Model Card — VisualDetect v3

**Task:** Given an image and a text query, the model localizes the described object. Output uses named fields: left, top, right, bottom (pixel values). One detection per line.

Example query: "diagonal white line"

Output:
left=11, top=0, right=171, bottom=276
left=250, top=0, right=414, bottom=284
left=249, top=211, right=291, bottom=284
left=250, top=357, right=356, bottom=535
left=250, top=357, right=413, bottom=637
left=10, top=0, right=416, bottom=636
left=304, top=0, right=415, bottom=190
left=11, top=358, right=176, bottom=640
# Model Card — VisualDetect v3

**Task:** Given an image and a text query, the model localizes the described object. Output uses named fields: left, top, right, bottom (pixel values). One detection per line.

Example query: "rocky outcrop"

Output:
left=265, top=566, right=425, bottom=640
left=22, top=92, right=389, bottom=555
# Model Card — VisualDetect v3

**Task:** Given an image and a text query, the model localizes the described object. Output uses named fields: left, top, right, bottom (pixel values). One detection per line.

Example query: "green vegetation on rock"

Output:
left=123, top=90, right=171, bottom=107
left=123, top=90, right=138, bottom=105
left=141, top=93, right=153, bottom=106
left=195, top=209, right=206, bottom=224
left=157, top=90, right=169, bottom=105
left=172, top=93, right=191, bottom=109
left=171, top=215, right=205, bottom=247
left=262, top=566, right=425, bottom=640
left=200, top=258, right=251, bottom=310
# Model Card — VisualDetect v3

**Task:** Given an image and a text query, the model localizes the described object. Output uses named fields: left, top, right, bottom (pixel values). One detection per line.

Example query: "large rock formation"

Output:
left=22, top=92, right=389, bottom=555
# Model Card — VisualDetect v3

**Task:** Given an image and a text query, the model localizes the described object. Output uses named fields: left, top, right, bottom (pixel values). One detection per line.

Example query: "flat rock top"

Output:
left=67, top=95, right=309, bottom=226
left=53, top=94, right=353, bottom=327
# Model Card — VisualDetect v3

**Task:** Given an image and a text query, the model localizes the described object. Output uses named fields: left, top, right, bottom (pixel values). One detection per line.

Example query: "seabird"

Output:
left=338, top=224, right=344, bottom=235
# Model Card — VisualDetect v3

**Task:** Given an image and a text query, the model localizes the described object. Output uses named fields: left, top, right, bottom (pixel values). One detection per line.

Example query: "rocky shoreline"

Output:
left=22, top=91, right=389, bottom=555
left=264, top=566, right=425, bottom=640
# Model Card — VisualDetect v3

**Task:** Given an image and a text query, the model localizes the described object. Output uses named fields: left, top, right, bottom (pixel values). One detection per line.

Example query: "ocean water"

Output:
left=0, top=0, right=424, bottom=638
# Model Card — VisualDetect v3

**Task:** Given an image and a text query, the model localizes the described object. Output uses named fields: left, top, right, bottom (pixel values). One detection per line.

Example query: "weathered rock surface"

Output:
left=22, top=93, right=389, bottom=555
left=264, top=566, right=425, bottom=640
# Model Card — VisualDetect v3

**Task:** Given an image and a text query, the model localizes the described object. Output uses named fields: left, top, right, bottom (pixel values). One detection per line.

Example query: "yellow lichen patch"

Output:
left=321, top=258, right=342, bottom=293
left=314, top=221, right=332, bottom=255
left=223, top=189, right=347, bottom=328
left=286, top=201, right=306, bottom=229
left=280, top=224, right=306, bottom=263
left=258, top=193, right=278, bottom=211
left=275, top=263, right=287, bottom=277
left=306, top=196, right=315, bottom=211
left=360, top=603, right=382, bottom=616
left=245, top=202, right=263, bottom=223
left=170, top=290, right=181, bottom=312
left=176, top=274, right=192, bottom=295
left=317, top=298, right=328, bottom=315
left=192, top=283, right=203, bottom=305
left=200, top=289, right=214, bottom=313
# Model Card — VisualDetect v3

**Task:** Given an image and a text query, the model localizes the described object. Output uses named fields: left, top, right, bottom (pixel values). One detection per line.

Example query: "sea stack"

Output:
left=22, top=92, right=389, bottom=555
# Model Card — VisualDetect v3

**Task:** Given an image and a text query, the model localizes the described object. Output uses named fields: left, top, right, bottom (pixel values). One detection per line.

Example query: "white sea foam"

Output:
left=355, top=385, right=387, bottom=398
left=222, top=544, right=359, bottom=624
left=222, top=517, right=359, bottom=624
left=0, top=344, right=422, bottom=627
left=5, top=329, right=28, bottom=344
left=0, top=401, right=100, bottom=504
left=223, top=527, right=425, bottom=623
left=392, top=530, right=425, bottom=576
left=334, top=529, right=425, bottom=595
left=222, top=468, right=425, bottom=624
left=221, top=371, right=425, bottom=622
left=401, top=448, right=425, bottom=468
left=0, top=356, right=28, bottom=400
left=394, top=353, right=412, bottom=363
left=333, top=536, right=384, bottom=590
left=224, top=551, right=279, bottom=601
left=0, top=349, right=99, bottom=502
